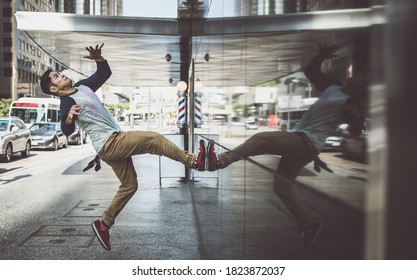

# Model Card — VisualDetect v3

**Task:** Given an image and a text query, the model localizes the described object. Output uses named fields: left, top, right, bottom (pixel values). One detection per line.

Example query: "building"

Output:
left=0, top=0, right=122, bottom=100
left=235, top=0, right=369, bottom=16
left=54, top=0, right=123, bottom=16
left=1, top=0, right=18, bottom=99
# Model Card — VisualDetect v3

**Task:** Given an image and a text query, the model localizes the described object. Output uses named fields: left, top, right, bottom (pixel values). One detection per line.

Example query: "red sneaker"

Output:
left=91, top=220, right=111, bottom=250
left=196, top=139, right=206, bottom=171
left=207, top=141, right=218, bottom=171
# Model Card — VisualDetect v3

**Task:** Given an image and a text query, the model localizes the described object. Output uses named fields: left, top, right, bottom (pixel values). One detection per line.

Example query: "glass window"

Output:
left=3, top=37, right=13, bottom=47
left=3, top=23, right=12, bottom=33
left=3, top=7, right=12, bottom=17
left=3, top=52, right=12, bottom=62
left=3, top=67, right=12, bottom=77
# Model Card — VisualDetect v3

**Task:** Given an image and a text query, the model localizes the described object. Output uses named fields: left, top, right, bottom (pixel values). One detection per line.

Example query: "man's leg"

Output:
left=218, top=131, right=304, bottom=168
left=91, top=156, right=137, bottom=251
left=101, top=157, right=138, bottom=228
left=274, top=157, right=311, bottom=229
left=274, top=156, right=322, bottom=251
left=101, top=131, right=196, bottom=168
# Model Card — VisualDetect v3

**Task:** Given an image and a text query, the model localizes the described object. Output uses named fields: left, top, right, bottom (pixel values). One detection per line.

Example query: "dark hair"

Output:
left=40, top=69, right=56, bottom=95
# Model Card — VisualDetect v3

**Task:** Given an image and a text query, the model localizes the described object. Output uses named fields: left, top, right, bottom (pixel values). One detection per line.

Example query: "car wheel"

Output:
left=52, top=139, right=58, bottom=151
left=21, top=141, right=31, bottom=158
left=2, top=143, right=13, bottom=162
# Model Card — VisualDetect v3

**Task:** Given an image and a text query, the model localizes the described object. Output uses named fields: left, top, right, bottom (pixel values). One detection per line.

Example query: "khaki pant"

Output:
left=98, top=131, right=196, bottom=228
left=218, top=131, right=318, bottom=229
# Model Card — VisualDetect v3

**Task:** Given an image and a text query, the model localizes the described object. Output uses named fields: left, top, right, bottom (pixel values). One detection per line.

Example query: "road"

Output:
left=0, top=142, right=95, bottom=178
left=0, top=126, right=366, bottom=261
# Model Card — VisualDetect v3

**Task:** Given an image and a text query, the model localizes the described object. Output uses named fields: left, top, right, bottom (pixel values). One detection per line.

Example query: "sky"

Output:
left=122, top=0, right=235, bottom=18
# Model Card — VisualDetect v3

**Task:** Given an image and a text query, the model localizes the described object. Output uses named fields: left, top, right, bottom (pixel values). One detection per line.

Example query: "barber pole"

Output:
left=177, top=94, right=186, bottom=127
left=194, top=95, right=202, bottom=127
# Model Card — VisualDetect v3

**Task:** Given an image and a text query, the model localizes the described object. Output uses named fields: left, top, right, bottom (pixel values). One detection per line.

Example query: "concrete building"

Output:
left=0, top=0, right=122, bottom=100
left=1, top=0, right=18, bottom=99
left=54, top=0, right=123, bottom=16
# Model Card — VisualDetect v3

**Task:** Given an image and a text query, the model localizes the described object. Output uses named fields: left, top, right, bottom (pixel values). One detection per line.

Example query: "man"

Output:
left=40, top=44, right=205, bottom=250
left=201, top=43, right=368, bottom=251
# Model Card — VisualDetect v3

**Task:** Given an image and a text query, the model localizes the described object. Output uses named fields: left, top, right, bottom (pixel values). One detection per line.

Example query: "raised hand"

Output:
left=83, top=43, right=104, bottom=61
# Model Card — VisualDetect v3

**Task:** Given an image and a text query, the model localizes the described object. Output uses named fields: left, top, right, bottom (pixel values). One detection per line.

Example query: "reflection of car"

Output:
left=340, top=129, right=367, bottom=161
left=323, top=124, right=347, bottom=151
left=68, top=125, right=87, bottom=145
left=29, top=122, right=67, bottom=150
left=280, top=120, right=299, bottom=131
left=245, top=121, right=258, bottom=130
left=0, top=117, right=31, bottom=162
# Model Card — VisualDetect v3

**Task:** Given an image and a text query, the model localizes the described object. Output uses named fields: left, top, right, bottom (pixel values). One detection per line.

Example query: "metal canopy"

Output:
left=15, top=8, right=383, bottom=88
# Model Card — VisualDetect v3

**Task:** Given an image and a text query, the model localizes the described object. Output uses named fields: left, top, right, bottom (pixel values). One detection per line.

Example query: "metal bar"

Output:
left=16, top=7, right=384, bottom=36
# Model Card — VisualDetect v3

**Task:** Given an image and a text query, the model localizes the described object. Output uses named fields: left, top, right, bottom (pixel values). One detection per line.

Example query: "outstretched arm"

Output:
left=304, top=44, right=341, bottom=92
left=74, top=43, right=112, bottom=91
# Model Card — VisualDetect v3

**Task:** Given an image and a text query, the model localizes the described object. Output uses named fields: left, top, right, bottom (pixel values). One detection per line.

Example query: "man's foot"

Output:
left=91, top=220, right=111, bottom=251
left=302, top=222, right=321, bottom=252
left=207, top=141, right=218, bottom=171
left=196, top=139, right=206, bottom=171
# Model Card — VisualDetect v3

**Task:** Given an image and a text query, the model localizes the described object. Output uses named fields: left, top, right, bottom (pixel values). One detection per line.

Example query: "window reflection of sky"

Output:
left=122, top=0, right=234, bottom=18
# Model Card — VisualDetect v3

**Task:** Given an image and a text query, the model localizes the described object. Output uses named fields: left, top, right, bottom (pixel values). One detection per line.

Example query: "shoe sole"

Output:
left=207, top=141, right=216, bottom=171
left=197, top=140, right=206, bottom=171
left=303, top=224, right=322, bottom=252
left=91, top=222, right=111, bottom=251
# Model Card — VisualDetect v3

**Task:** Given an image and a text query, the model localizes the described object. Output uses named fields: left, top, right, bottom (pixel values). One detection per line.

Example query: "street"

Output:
left=0, top=127, right=367, bottom=260
left=0, top=142, right=95, bottom=178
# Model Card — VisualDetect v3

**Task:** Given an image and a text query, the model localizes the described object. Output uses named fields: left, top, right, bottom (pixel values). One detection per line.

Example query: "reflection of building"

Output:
left=235, top=0, right=370, bottom=16
left=0, top=0, right=123, bottom=100
left=235, top=0, right=284, bottom=16
left=54, top=0, right=123, bottom=15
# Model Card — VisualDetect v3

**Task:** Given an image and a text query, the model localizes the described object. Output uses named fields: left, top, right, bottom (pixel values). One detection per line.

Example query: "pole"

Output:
left=189, top=59, right=195, bottom=155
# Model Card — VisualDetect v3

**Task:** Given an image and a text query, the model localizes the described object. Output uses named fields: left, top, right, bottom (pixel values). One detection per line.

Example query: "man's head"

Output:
left=40, top=69, right=73, bottom=96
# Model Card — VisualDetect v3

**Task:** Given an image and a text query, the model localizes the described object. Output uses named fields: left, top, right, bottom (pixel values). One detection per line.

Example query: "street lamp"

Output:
left=176, top=80, right=187, bottom=93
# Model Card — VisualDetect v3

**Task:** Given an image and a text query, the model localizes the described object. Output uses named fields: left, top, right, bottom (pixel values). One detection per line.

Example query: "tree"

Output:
left=0, top=98, right=12, bottom=117
left=105, top=103, right=128, bottom=119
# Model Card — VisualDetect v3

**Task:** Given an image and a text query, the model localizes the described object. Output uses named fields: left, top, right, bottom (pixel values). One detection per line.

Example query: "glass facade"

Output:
left=13, top=0, right=416, bottom=261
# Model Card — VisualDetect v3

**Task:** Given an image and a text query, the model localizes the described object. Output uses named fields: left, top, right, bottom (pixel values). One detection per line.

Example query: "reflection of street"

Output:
left=195, top=124, right=368, bottom=184
left=319, top=151, right=367, bottom=175
left=198, top=124, right=367, bottom=172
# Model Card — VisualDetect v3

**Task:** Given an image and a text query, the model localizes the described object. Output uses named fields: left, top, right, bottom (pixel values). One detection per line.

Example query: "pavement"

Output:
left=0, top=130, right=366, bottom=260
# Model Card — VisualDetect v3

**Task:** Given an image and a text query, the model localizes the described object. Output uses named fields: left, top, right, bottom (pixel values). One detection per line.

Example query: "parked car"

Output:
left=280, top=119, right=299, bottom=131
left=340, top=128, right=367, bottom=161
left=68, top=125, right=87, bottom=145
left=323, top=124, right=348, bottom=151
left=245, top=120, right=258, bottom=130
left=29, top=122, right=67, bottom=151
left=0, top=117, right=31, bottom=162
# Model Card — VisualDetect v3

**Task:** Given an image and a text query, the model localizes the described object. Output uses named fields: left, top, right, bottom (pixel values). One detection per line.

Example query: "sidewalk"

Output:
left=1, top=149, right=365, bottom=260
